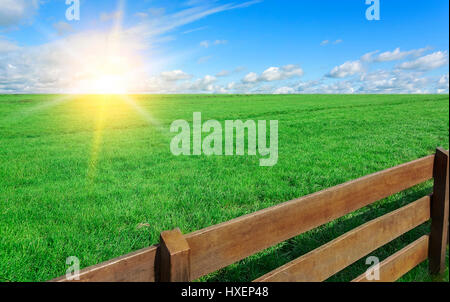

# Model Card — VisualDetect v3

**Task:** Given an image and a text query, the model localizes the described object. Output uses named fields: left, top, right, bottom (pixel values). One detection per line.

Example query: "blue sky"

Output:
left=0, top=0, right=448, bottom=93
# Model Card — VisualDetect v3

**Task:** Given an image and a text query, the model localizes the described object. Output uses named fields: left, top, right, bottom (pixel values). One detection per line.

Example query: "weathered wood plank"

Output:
left=186, top=156, right=435, bottom=280
left=352, top=235, right=429, bottom=282
left=429, top=148, right=449, bottom=275
left=159, top=228, right=191, bottom=282
left=51, top=245, right=159, bottom=282
left=254, top=196, right=431, bottom=282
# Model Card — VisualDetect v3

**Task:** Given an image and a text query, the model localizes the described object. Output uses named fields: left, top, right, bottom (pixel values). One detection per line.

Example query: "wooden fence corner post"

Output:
left=158, top=228, right=191, bottom=282
left=429, top=148, right=449, bottom=276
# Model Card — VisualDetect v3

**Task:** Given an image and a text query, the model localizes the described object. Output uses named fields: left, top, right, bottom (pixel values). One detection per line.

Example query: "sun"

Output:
left=64, top=30, right=144, bottom=95
left=68, top=51, right=138, bottom=95
left=90, top=74, right=128, bottom=95
left=68, top=53, right=141, bottom=95
left=71, top=69, right=132, bottom=95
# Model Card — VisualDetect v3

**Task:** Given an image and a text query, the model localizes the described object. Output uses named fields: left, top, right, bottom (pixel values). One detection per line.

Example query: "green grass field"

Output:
left=0, top=94, right=448, bottom=282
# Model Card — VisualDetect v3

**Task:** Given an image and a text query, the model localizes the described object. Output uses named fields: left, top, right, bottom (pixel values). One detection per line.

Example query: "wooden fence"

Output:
left=53, top=148, right=449, bottom=282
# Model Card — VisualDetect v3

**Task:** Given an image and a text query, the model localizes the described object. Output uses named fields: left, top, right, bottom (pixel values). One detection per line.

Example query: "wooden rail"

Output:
left=52, top=148, right=449, bottom=282
left=254, top=196, right=431, bottom=282
left=352, top=235, right=430, bottom=282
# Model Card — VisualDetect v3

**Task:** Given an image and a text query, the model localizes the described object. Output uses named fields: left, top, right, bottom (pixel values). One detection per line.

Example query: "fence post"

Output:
left=159, top=228, right=191, bottom=282
left=429, top=148, right=449, bottom=276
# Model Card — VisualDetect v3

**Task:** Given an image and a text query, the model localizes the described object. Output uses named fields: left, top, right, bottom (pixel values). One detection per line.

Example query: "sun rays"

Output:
left=25, top=0, right=145, bottom=95
left=86, top=96, right=107, bottom=182
left=2, top=0, right=164, bottom=185
left=2, top=0, right=157, bottom=183
left=83, top=94, right=163, bottom=184
left=69, top=0, right=146, bottom=95
left=0, top=95, right=75, bottom=126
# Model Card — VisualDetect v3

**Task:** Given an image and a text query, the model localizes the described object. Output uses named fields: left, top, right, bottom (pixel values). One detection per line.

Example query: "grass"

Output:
left=0, top=94, right=448, bottom=282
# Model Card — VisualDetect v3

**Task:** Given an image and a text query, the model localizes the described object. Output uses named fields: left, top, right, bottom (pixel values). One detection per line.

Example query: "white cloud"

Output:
left=216, top=70, right=230, bottom=77
left=0, top=38, right=20, bottom=53
left=243, top=72, right=258, bottom=83
left=302, top=70, right=435, bottom=94
left=357, top=70, right=432, bottom=93
left=261, top=65, right=304, bottom=81
left=260, top=67, right=284, bottom=81
left=155, top=48, right=449, bottom=94
left=321, top=39, right=343, bottom=46
left=243, top=65, right=304, bottom=83
left=0, top=0, right=263, bottom=93
left=53, top=22, right=74, bottom=36
left=263, top=79, right=355, bottom=94
left=0, top=30, right=148, bottom=93
left=137, top=65, right=448, bottom=95
left=200, top=39, right=227, bottom=48
left=437, top=73, right=449, bottom=93
left=376, top=48, right=406, bottom=62
left=273, top=86, right=296, bottom=94
left=294, top=80, right=322, bottom=92
left=318, top=81, right=356, bottom=94
left=125, top=0, right=261, bottom=46
left=397, top=51, right=449, bottom=71
left=438, top=73, right=449, bottom=87
left=251, top=65, right=446, bottom=95
left=360, top=47, right=430, bottom=63
left=361, top=50, right=379, bottom=62
left=297, top=80, right=355, bottom=94
left=226, top=82, right=236, bottom=90
left=200, top=40, right=209, bottom=48
left=327, top=60, right=363, bottom=78
left=231, top=0, right=263, bottom=9
left=188, top=75, right=217, bottom=91
left=375, top=47, right=429, bottom=62
left=202, top=75, right=216, bottom=84
left=143, top=73, right=220, bottom=93
left=0, top=0, right=447, bottom=98
left=160, top=70, right=192, bottom=81
left=214, top=39, right=227, bottom=45
left=182, top=26, right=208, bottom=34
left=0, top=0, right=39, bottom=27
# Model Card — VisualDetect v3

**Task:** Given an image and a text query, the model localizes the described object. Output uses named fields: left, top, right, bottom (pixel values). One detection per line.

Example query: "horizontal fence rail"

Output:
left=185, top=155, right=435, bottom=280
left=52, top=148, right=449, bottom=282
left=352, top=235, right=430, bottom=282
left=254, top=196, right=431, bottom=282
left=54, top=245, right=159, bottom=282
